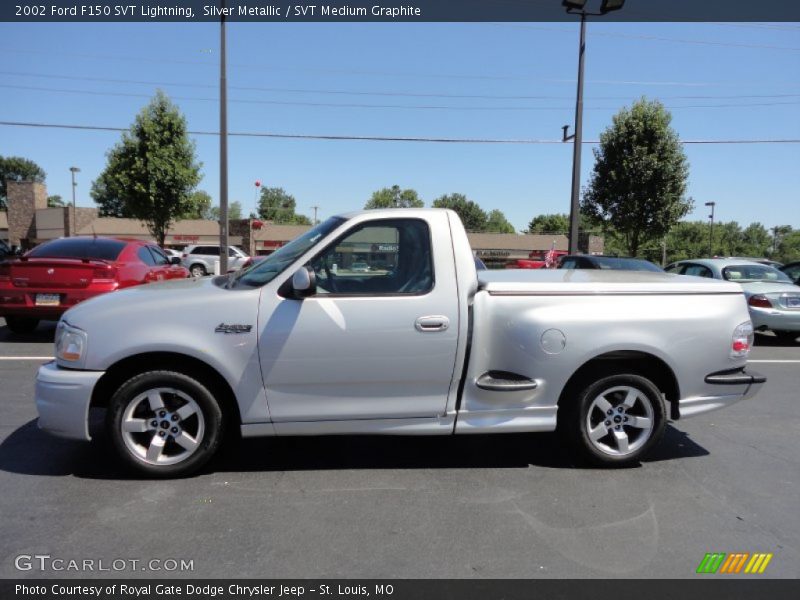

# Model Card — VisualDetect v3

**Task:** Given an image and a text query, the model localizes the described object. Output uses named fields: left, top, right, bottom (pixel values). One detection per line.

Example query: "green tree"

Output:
left=47, top=194, right=65, bottom=208
left=527, top=213, right=569, bottom=234
left=91, top=91, right=201, bottom=244
left=182, top=190, right=213, bottom=220
left=365, top=185, right=424, bottom=209
left=258, top=187, right=311, bottom=224
left=432, top=193, right=487, bottom=232
left=740, top=223, right=772, bottom=258
left=776, top=228, right=800, bottom=263
left=582, top=98, right=693, bottom=256
left=0, top=156, right=46, bottom=210
left=485, top=209, right=515, bottom=234
left=209, top=201, right=243, bottom=221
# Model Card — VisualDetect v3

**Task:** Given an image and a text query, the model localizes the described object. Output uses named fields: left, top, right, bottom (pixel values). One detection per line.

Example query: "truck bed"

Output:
left=477, top=269, right=743, bottom=295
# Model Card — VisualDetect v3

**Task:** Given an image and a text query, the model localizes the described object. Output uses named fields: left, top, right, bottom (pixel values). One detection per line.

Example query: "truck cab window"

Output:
left=308, top=219, right=433, bottom=296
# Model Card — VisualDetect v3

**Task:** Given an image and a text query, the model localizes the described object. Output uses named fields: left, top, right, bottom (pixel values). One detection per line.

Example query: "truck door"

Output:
left=258, top=217, right=460, bottom=422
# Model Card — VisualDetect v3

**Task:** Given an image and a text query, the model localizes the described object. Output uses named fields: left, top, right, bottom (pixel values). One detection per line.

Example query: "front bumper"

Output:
left=35, top=361, right=104, bottom=441
left=678, top=367, right=766, bottom=419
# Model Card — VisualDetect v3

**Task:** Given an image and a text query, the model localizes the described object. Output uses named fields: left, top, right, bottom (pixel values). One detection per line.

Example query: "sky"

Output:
left=1, top=19, right=799, bottom=232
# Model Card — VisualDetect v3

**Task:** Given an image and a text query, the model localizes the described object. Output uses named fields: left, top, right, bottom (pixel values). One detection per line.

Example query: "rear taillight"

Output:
left=92, top=266, right=117, bottom=280
left=0, top=264, right=9, bottom=282
left=731, top=321, right=754, bottom=359
left=181, top=253, right=187, bottom=259
left=748, top=294, right=772, bottom=308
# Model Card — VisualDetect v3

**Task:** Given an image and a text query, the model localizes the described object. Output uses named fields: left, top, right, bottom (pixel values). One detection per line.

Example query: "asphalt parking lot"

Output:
left=0, top=318, right=798, bottom=579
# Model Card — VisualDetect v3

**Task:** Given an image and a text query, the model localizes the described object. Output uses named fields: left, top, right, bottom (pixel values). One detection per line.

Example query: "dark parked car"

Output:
left=0, top=237, right=189, bottom=333
left=558, top=255, right=664, bottom=272
left=780, top=261, right=800, bottom=286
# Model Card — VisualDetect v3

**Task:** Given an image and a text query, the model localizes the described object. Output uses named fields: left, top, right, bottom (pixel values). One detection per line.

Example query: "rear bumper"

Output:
left=748, top=307, right=800, bottom=332
left=35, top=361, right=104, bottom=441
left=679, top=367, right=766, bottom=419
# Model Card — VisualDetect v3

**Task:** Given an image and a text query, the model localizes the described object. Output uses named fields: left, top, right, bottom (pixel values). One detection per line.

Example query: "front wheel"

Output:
left=106, top=371, right=223, bottom=477
left=562, top=373, right=666, bottom=467
left=190, top=264, right=207, bottom=278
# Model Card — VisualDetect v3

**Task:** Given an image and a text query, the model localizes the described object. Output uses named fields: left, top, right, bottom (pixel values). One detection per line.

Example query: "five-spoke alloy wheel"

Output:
left=107, top=371, right=223, bottom=477
left=563, top=373, right=666, bottom=467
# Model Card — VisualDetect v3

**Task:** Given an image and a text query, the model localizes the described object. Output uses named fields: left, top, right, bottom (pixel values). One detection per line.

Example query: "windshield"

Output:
left=233, top=217, right=347, bottom=288
left=722, top=264, right=793, bottom=283
left=593, top=257, right=663, bottom=272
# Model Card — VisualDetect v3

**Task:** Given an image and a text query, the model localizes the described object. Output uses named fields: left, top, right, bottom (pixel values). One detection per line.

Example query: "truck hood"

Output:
left=60, top=274, right=263, bottom=372
left=63, top=276, right=226, bottom=329
left=477, top=269, right=743, bottom=295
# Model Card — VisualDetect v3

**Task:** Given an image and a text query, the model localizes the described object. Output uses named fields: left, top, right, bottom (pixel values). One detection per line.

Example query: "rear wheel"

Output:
left=4, top=316, right=40, bottom=334
left=190, top=264, right=207, bottom=278
left=106, top=370, right=223, bottom=477
left=562, top=373, right=666, bottom=467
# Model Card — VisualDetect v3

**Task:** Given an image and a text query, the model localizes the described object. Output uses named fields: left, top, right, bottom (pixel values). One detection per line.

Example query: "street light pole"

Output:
left=562, top=0, right=625, bottom=255
left=311, top=205, right=319, bottom=225
left=705, top=201, right=716, bottom=256
left=69, top=166, right=80, bottom=237
left=218, top=1, right=229, bottom=274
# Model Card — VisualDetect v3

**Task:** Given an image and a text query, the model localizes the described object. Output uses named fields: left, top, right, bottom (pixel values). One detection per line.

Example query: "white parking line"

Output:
left=748, top=360, right=800, bottom=364
left=0, top=356, right=53, bottom=361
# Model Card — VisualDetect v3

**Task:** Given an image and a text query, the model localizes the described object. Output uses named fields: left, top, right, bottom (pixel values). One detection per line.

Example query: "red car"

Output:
left=0, top=237, right=189, bottom=333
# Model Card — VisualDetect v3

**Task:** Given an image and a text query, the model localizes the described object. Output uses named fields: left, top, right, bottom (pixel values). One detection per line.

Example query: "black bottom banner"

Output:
left=3, top=579, right=799, bottom=600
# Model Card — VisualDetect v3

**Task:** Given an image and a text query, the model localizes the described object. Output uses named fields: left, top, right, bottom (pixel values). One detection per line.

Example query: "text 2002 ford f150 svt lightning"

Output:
left=35, top=209, right=765, bottom=476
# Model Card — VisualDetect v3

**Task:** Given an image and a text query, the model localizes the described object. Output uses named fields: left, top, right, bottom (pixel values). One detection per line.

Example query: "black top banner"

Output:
left=4, top=0, right=800, bottom=22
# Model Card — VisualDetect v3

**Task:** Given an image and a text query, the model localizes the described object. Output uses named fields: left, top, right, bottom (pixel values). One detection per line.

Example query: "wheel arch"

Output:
left=91, top=351, right=242, bottom=437
left=557, top=350, right=681, bottom=421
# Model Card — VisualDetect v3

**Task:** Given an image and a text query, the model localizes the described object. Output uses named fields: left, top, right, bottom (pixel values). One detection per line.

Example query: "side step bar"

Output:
left=475, top=371, right=539, bottom=392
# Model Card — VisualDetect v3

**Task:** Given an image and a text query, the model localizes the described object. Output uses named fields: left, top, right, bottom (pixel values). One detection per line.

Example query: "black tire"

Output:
left=560, top=373, right=666, bottom=468
left=4, top=316, right=40, bottom=334
left=189, top=263, right=207, bottom=278
left=106, top=370, right=224, bottom=477
left=774, top=330, right=798, bottom=343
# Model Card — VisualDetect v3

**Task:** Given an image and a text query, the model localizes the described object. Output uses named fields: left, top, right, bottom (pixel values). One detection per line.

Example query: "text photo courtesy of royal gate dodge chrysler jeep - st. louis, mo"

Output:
left=1, top=0, right=799, bottom=597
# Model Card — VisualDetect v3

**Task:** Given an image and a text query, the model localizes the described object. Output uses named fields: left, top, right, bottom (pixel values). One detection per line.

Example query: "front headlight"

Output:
left=55, top=320, right=88, bottom=367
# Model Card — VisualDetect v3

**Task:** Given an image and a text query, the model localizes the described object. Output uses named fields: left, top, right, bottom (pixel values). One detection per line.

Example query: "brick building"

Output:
left=1, top=181, right=603, bottom=264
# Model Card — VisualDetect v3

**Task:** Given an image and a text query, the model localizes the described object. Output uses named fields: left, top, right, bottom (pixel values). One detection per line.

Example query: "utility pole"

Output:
left=562, top=1, right=625, bottom=255
left=69, top=166, right=80, bottom=237
left=218, top=1, right=229, bottom=273
left=566, top=11, right=586, bottom=255
left=311, top=205, right=319, bottom=225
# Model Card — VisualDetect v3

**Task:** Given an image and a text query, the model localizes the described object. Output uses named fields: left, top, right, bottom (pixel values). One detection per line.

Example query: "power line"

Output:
left=2, top=46, right=799, bottom=88
left=3, top=70, right=800, bottom=101
left=2, top=120, right=799, bottom=145
left=3, top=83, right=800, bottom=111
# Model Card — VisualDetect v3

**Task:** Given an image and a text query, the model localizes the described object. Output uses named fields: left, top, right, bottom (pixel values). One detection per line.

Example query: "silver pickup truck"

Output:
left=35, top=209, right=765, bottom=476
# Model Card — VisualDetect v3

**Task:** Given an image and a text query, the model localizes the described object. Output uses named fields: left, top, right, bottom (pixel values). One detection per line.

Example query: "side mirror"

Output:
left=170, top=256, right=181, bottom=265
left=291, top=267, right=316, bottom=298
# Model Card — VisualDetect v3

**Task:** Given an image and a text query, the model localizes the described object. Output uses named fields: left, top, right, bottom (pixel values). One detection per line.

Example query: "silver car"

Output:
left=181, top=244, right=249, bottom=277
left=666, top=258, right=800, bottom=342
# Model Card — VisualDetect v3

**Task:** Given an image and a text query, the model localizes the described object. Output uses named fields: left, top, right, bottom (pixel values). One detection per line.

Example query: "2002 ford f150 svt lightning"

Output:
left=35, top=209, right=765, bottom=476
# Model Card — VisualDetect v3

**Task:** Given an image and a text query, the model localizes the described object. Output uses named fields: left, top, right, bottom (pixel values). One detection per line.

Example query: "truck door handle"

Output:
left=415, top=316, right=449, bottom=332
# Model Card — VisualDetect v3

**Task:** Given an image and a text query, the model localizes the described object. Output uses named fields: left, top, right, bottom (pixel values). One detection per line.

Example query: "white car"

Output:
left=181, top=244, right=249, bottom=277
